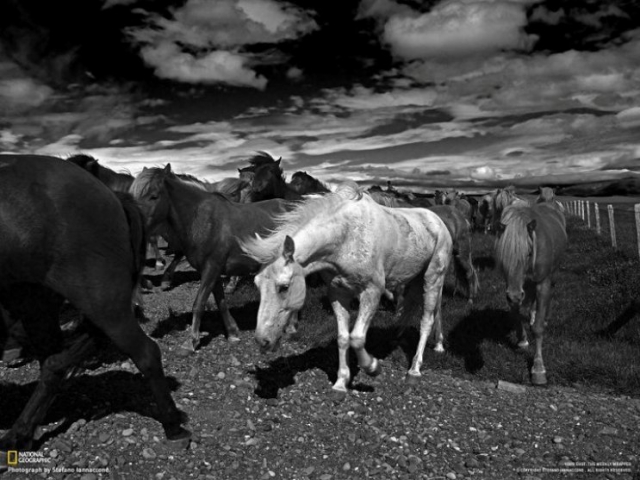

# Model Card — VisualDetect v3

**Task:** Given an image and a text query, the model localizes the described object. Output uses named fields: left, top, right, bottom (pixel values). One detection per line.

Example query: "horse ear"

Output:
left=283, top=235, right=295, bottom=263
left=497, top=222, right=506, bottom=234
left=527, top=219, right=537, bottom=235
left=142, top=166, right=148, bottom=171
left=164, top=164, right=172, bottom=174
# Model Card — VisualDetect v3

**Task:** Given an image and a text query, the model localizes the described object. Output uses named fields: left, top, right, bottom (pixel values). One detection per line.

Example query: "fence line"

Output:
left=561, top=199, right=640, bottom=261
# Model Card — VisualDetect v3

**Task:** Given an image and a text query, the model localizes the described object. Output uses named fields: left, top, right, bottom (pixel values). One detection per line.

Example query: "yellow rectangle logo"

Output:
left=7, top=450, right=18, bottom=466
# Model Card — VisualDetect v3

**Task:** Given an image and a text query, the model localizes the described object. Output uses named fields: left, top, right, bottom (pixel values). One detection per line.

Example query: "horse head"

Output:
left=495, top=206, right=537, bottom=307
left=253, top=235, right=306, bottom=352
left=130, top=165, right=172, bottom=230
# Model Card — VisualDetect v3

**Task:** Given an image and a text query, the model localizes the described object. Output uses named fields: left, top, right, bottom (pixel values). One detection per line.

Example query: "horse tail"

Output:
left=115, top=191, right=148, bottom=316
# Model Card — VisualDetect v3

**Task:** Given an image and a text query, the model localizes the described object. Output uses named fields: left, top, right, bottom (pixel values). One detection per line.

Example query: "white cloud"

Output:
left=127, top=0, right=317, bottom=88
left=139, top=41, right=268, bottom=89
left=360, top=0, right=539, bottom=60
left=0, top=78, right=53, bottom=113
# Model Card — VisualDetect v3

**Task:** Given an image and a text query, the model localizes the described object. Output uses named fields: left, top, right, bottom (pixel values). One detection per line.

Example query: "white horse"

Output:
left=240, top=182, right=453, bottom=398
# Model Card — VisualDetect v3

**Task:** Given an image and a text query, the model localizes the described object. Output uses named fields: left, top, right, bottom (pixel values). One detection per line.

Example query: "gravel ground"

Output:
left=1, top=266, right=639, bottom=480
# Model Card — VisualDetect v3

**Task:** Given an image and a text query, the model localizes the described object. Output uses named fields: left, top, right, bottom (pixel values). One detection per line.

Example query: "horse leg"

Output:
left=0, top=289, right=70, bottom=449
left=224, top=276, right=241, bottom=295
left=350, top=287, right=383, bottom=377
left=407, top=254, right=449, bottom=383
left=285, top=311, right=299, bottom=336
left=212, top=279, right=240, bottom=342
left=149, top=235, right=165, bottom=270
left=96, top=312, right=190, bottom=443
left=327, top=288, right=353, bottom=396
left=160, top=251, right=184, bottom=290
left=531, top=279, right=552, bottom=385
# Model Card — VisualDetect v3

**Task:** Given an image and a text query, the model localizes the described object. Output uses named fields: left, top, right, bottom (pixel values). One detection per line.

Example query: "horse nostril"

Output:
left=506, top=289, right=524, bottom=305
left=255, top=336, right=271, bottom=351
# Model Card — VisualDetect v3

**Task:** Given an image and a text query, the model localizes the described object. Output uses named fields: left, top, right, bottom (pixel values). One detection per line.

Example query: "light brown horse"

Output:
left=494, top=202, right=567, bottom=385
left=444, top=190, right=474, bottom=225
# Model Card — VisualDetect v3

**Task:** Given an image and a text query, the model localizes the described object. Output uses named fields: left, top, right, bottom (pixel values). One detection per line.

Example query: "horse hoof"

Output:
left=329, top=389, right=347, bottom=403
left=405, top=373, right=421, bottom=386
left=228, top=335, right=241, bottom=343
left=165, top=429, right=192, bottom=450
left=531, top=371, right=547, bottom=386
left=364, top=358, right=382, bottom=377
left=177, top=343, right=197, bottom=357
left=434, top=344, right=445, bottom=353
left=517, top=341, right=529, bottom=349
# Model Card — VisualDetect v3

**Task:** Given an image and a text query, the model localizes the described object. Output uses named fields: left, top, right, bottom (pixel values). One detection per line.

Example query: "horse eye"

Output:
left=149, top=194, right=159, bottom=201
left=278, top=284, right=290, bottom=293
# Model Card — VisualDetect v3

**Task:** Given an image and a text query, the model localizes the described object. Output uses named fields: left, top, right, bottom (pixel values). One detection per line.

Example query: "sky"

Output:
left=1, top=0, right=640, bottom=192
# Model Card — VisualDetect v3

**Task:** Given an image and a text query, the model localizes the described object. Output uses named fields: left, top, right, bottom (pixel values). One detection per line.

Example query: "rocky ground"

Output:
left=1, top=266, right=639, bottom=480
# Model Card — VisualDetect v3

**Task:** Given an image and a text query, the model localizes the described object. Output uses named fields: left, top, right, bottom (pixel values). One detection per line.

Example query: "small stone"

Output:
left=465, top=457, right=480, bottom=468
left=122, top=428, right=134, bottom=437
left=303, top=467, right=315, bottom=475
left=553, top=436, right=563, bottom=444
left=80, top=474, right=97, bottom=480
left=343, top=462, right=351, bottom=471
left=99, top=432, right=111, bottom=443
left=142, top=448, right=157, bottom=460
left=446, top=473, right=457, bottom=480
left=496, top=380, right=526, bottom=394
left=319, top=475, right=332, bottom=480
left=217, top=372, right=226, bottom=380
left=598, top=427, right=618, bottom=436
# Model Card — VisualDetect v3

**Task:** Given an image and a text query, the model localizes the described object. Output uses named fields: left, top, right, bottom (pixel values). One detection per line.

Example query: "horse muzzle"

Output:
left=255, top=334, right=281, bottom=354
left=506, top=288, right=525, bottom=306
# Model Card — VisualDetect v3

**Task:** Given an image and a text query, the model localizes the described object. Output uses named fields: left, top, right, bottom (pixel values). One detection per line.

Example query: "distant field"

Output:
left=245, top=215, right=640, bottom=398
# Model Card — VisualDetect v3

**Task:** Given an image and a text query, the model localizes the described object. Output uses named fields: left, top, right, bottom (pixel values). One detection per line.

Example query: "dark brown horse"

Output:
left=0, top=154, right=190, bottom=450
left=494, top=202, right=567, bottom=385
left=245, top=152, right=305, bottom=202
left=429, top=205, right=479, bottom=306
left=130, top=165, right=294, bottom=354
left=289, top=171, right=331, bottom=195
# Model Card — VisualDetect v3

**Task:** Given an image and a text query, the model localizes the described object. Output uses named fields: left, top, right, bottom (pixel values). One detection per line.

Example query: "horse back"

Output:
left=0, top=155, right=135, bottom=291
left=532, top=204, right=567, bottom=277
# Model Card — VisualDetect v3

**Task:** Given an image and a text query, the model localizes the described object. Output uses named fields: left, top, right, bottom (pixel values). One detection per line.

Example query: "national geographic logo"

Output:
left=2, top=450, right=52, bottom=466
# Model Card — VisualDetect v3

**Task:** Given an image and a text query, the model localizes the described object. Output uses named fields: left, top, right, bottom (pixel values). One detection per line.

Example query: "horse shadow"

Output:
left=252, top=321, right=432, bottom=399
left=473, top=255, right=496, bottom=272
left=444, top=307, right=530, bottom=373
left=0, top=370, right=185, bottom=449
left=150, top=301, right=259, bottom=349
left=143, top=270, right=200, bottom=290
left=597, top=300, right=639, bottom=339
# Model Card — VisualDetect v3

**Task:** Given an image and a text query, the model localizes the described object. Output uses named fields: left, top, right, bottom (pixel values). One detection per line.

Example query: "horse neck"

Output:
left=162, top=178, right=211, bottom=241
left=100, top=167, right=133, bottom=192
left=291, top=215, right=349, bottom=275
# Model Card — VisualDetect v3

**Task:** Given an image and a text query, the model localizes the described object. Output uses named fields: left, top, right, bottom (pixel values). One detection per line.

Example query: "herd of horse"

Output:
left=0, top=152, right=567, bottom=453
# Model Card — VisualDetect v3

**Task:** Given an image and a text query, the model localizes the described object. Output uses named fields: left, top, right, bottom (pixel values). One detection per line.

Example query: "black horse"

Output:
left=0, top=154, right=190, bottom=450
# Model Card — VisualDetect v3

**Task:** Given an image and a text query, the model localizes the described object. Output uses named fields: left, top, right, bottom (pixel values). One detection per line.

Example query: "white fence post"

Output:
left=635, top=204, right=640, bottom=261
left=608, top=205, right=616, bottom=248
left=586, top=201, right=591, bottom=228
left=595, top=204, right=601, bottom=235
